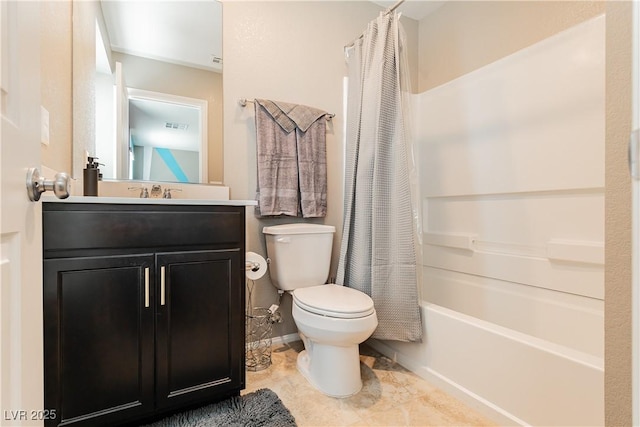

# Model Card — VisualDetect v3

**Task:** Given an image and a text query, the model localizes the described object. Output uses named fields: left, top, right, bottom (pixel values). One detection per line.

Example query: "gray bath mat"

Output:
left=143, top=388, right=297, bottom=427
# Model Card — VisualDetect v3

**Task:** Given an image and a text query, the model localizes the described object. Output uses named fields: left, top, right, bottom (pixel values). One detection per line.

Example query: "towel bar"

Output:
left=238, top=98, right=335, bottom=120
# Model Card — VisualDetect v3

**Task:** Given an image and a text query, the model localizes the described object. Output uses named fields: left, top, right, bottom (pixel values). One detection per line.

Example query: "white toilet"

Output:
left=263, top=223, right=378, bottom=397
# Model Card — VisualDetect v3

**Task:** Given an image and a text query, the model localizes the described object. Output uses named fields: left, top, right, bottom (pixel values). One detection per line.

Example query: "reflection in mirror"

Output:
left=91, top=0, right=223, bottom=184
left=128, top=89, right=207, bottom=183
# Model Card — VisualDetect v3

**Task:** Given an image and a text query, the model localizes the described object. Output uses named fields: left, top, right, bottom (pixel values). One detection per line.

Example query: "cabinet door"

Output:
left=43, top=254, right=155, bottom=427
left=155, top=249, right=244, bottom=410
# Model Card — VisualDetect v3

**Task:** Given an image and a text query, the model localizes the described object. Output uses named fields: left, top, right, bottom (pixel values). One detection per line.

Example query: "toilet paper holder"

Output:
left=245, top=261, right=261, bottom=272
left=245, top=257, right=270, bottom=272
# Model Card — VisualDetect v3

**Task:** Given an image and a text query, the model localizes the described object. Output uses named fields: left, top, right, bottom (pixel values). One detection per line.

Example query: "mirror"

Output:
left=74, top=0, right=223, bottom=185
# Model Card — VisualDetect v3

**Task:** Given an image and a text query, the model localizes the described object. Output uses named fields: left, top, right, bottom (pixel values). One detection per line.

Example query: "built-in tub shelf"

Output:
left=424, top=232, right=476, bottom=251
left=423, top=232, right=604, bottom=265
left=423, top=232, right=604, bottom=299
left=546, top=239, right=604, bottom=265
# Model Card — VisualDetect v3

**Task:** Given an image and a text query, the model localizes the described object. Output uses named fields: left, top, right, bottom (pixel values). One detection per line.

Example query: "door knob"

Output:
left=26, top=168, right=70, bottom=201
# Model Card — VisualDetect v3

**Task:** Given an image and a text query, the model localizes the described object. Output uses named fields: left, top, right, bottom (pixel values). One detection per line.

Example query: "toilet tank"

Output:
left=263, top=224, right=335, bottom=291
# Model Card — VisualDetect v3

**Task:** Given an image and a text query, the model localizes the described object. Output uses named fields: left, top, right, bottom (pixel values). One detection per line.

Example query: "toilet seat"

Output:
left=292, top=284, right=375, bottom=319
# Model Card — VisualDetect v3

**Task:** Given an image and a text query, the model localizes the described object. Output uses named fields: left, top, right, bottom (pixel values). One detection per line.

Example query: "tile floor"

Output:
left=243, top=340, right=497, bottom=426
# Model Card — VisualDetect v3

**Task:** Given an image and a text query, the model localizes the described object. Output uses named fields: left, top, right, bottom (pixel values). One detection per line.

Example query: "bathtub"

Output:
left=368, top=302, right=604, bottom=426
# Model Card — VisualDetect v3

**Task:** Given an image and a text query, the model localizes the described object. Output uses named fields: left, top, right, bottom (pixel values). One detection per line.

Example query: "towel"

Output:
left=296, top=121, right=327, bottom=218
left=254, top=99, right=328, bottom=218
left=255, top=102, right=300, bottom=217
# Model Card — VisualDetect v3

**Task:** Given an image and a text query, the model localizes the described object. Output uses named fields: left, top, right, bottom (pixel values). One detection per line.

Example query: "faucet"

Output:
left=128, top=186, right=149, bottom=198
left=150, top=184, right=162, bottom=198
left=163, top=188, right=183, bottom=199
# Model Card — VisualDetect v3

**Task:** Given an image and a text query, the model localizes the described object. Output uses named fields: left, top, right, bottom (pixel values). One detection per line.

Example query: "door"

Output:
left=0, top=2, right=45, bottom=424
left=155, top=249, right=243, bottom=410
left=43, top=255, right=155, bottom=427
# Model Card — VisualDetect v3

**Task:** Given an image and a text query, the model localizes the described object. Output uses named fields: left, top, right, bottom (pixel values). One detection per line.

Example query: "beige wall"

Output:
left=113, top=53, right=224, bottom=184
left=71, top=0, right=97, bottom=180
left=40, top=1, right=72, bottom=175
left=418, top=1, right=605, bottom=91
left=605, top=2, right=633, bottom=425
left=223, top=1, right=418, bottom=336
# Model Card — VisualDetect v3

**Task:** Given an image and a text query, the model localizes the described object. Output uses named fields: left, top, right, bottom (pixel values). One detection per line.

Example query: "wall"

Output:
left=604, top=1, right=633, bottom=425
left=71, top=0, right=98, bottom=182
left=40, top=1, right=72, bottom=175
left=418, top=1, right=605, bottom=91
left=112, top=53, right=224, bottom=184
left=223, top=1, right=418, bottom=337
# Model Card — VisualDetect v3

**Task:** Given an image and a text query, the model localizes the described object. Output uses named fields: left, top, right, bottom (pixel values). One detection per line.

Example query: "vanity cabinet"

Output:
left=43, top=202, right=246, bottom=427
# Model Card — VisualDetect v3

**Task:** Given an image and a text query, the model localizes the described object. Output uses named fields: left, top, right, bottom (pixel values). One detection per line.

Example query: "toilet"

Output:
left=263, top=223, right=378, bottom=397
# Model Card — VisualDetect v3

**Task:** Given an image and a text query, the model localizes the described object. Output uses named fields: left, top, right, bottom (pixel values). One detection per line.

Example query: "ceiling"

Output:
left=100, top=0, right=443, bottom=73
left=371, top=0, right=445, bottom=20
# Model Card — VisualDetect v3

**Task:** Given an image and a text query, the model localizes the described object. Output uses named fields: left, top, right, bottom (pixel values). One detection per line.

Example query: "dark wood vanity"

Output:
left=42, top=200, right=248, bottom=427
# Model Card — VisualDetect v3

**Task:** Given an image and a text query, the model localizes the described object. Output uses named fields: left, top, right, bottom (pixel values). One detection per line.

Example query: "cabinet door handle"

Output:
left=160, top=266, right=166, bottom=306
left=144, top=267, right=150, bottom=308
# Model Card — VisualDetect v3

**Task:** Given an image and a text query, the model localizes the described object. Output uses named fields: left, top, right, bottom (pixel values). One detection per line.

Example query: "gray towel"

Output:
left=256, top=99, right=328, bottom=133
left=255, top=102, right=301, bottom=217
left=296, top=121, right=327, bottom=218
left=254, top=99, right=328, bottom=218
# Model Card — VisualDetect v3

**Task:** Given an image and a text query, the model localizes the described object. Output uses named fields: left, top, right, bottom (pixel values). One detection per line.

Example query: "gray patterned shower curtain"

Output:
left=336, top=12, right=422, bottom=342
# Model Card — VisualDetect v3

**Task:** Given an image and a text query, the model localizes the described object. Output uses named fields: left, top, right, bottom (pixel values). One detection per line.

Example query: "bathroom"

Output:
left=2, top=0, right=634, bottom=426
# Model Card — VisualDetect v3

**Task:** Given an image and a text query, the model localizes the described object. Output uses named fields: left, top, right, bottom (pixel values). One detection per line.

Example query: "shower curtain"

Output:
left=336, top=12, right=422, bottom=342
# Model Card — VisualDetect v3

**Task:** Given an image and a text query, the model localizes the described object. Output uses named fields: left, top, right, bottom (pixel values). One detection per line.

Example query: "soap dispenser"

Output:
left=83, top=156, right=100, bottom=196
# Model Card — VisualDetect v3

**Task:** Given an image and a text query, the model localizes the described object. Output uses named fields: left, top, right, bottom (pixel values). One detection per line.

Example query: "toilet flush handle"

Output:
left=276, top=237, right=291, bottom=243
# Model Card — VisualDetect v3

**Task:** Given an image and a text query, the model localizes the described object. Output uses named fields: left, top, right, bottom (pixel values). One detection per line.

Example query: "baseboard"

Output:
left=270, top=332, right=300, bottom=347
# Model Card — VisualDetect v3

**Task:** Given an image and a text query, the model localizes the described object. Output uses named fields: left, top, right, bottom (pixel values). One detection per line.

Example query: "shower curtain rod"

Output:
left=343, top=0, right=406, bottom=51
left=238, top=98, right=335, bottom=120
left=384, top=0, right=406, bottom=15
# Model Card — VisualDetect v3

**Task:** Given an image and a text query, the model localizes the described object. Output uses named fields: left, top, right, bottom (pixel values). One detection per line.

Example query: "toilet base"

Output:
left=296, top=343, right=363, bottom=398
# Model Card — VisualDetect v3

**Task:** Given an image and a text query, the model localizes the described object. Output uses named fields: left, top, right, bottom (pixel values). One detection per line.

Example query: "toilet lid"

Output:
left=292, top=284, right=375, bottom=319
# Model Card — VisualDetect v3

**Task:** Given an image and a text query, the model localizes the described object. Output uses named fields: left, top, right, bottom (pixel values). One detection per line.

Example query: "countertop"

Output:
left=42, top=195, right=257, bottom=206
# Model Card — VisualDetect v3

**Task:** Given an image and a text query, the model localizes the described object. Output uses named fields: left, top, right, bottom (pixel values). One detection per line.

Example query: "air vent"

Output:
left=165, top=122, right=189, bottom=131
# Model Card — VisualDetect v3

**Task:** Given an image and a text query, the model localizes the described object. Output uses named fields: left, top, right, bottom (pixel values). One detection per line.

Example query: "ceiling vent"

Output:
left=165, top=122, right=189, bottom=131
